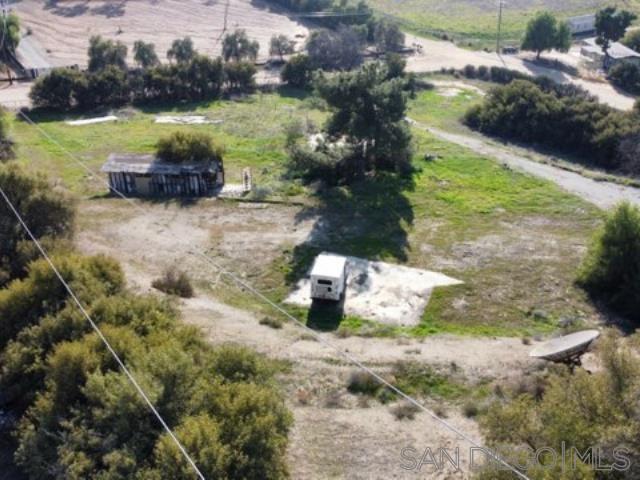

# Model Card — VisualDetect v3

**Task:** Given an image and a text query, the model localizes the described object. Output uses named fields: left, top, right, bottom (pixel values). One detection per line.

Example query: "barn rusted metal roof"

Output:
left=101, top=154, right=218, bottom=175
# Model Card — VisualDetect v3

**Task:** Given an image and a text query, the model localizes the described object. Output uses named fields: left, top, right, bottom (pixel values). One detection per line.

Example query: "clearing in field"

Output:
left=13, top=87, right=603, bottom=339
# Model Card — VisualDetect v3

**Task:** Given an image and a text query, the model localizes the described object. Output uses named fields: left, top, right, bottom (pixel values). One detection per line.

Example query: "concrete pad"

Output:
left=285, top=255, right=463, bottom=327
left=154, top=115, right=223, bottom=125
left=66, top=115, right=118, bottom=126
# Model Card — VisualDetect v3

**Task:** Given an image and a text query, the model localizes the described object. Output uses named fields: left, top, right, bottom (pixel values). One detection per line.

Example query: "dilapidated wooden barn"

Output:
left=101, top=154, right=224, bottom=197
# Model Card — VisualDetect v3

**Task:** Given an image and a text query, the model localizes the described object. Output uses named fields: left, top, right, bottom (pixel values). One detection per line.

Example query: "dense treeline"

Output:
left=464, top=79, right=640, bottom=175
left=0, top=165, right=292, bottom=478
left=30, top=35, right=256, bottom=111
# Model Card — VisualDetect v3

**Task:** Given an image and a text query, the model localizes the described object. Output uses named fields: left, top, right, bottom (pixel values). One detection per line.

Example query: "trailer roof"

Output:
left=310, top=253, right=347, bottom=280
left=101, top=154, right=218, bottom=175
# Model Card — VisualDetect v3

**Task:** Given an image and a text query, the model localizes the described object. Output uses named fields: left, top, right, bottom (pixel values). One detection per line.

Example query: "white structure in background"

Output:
left=567, top=14, right=596, bottom=36
left=580, top=38, right=640, bottom=69
left=310, top=253, right=347, bottom=301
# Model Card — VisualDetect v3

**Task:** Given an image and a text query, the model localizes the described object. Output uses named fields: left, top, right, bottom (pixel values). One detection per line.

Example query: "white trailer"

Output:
left=310, top=253, right=347, bottom=301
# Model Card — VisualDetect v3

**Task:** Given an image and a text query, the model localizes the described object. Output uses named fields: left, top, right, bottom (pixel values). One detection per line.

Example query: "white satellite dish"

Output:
left=530, top=330, right=600, bottom=363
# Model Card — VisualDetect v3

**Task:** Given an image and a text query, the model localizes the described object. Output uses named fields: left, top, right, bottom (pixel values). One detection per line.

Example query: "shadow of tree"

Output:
left=285, top=172, right=416, bottom=330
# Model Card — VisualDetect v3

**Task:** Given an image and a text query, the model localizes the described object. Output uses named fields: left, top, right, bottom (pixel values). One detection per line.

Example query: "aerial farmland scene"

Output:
left=1, top=0, right=640, bottom=479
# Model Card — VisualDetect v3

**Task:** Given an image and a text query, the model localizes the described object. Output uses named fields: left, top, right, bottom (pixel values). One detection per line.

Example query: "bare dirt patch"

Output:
left=15, top=0, right=309, bottom=67
left=286, top=255, right=462, bottom=326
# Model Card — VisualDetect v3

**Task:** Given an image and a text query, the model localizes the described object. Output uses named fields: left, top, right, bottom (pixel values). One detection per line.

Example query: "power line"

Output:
left=15, top=108, right=531, bottom=480
left=0, top=186, right=206, bottom=480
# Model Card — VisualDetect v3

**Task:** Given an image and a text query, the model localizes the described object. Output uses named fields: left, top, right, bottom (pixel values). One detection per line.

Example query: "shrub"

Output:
left=347, top=370, right=381, bottom=395
left=151, top=267, right=194, bottom=298
left=464, top=79, right=640, bottom=173
left=156, top=131, right=223, bottom=164
left=281, top=54, right=313, bottom=88
left=462, top=401, right=479, bottom=418
left=259, top=316, right=283, bottom=329
left=29, top=67, right=86, bottom=110
left=223, top=60, right=256, bottom=92
left=390, top=401, right=420, bottom=420
left=623, top=29, right=640, bottom=53
left=609, top=61, right=640, bottom=95
left=577, top=202, right=640, bottom=322
left=463, top=64, right=477, bottom=78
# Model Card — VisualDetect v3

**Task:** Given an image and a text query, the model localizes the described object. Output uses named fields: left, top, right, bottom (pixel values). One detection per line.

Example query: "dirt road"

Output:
left=415, top=121, right=640, bottom=210
left=406, top=34, right=637, bottom=111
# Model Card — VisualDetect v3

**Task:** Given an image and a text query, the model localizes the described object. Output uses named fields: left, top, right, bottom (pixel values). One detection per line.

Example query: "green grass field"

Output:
left=408, top=84, right=483, bottom=130
left=13, top=87, right=603, bottom=338
left=12, top=88, right=324, bottom=197
left=371, top=0, right=640, bottom=49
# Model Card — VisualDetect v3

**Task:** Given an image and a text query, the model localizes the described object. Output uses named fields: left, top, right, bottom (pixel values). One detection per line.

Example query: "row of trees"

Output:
left=30, top=34, right=260, bottom=110
left=281, top=19, right=405, bottom=88
left=464, top=79, right=640, bottom=174
left=0, top=150, right=291, bottom=478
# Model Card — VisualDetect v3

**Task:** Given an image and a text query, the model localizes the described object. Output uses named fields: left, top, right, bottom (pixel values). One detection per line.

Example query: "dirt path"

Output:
left=406, top=33, right=637, bottom=111
left=410, top=119, right=640, bottom=210
left=74, top=198, right=535, bottom=479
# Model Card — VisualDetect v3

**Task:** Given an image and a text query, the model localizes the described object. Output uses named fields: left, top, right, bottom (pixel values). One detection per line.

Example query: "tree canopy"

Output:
left=290, top=56, right=411, bottom=183
left=373, top=19, right=405, bottom=53
left=222, top=29, right=260, bottom=62
left=133, top=40, right=160, bottom=68
left=0, top=13, right=20, bottom=53
left=87, top=35, right=128, bottom=72
left=0, top=164, right=75, bottom=287
left=306, top=26, right=364, bottom=71
left=521, top=11, right=571, bottom=59
left=596, top=7, right=637, bottom=55
left=269, top=34, right=294, bottom=61
left=578, top=202, right=640, bottom=323
left=167, top=37, right=196, bottom=64
left=156, top=131, right=223, bottom=164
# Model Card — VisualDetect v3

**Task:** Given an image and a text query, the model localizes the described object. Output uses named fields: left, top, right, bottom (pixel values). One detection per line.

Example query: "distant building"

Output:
left=101, top=153, right=224, bottom=197
left=567, top=14, right=596, bottom=36
left=580, top=38, right=640, bottom=69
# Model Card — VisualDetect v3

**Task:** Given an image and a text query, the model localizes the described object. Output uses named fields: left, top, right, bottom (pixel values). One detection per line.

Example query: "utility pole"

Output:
left=496, top=0, right=505, bottom=54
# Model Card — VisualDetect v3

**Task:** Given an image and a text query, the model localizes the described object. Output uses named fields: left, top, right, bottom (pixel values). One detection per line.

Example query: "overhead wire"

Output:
left=0, top=184, right=207, bottom=480
left=13, top=106, right=531, bottom=480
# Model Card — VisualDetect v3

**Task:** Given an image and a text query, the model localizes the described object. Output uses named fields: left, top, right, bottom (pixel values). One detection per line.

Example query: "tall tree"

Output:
left=373, top=19, right=405, bottom=53
left=87, top=35, right=128, bottom=72
left=314, top=61, right=412, bottom=181
left=0, top=13, right=20, bottom=84
left=521, top=11, right=571, bottom=59
left=133, top=40, right=159, bottom=68
left=596, top=7, right=637, bottom=58
left=269, top=34, right=294, bottom=61
left=306, top=26, right=364, bottom=71
left=222, top=29, right=259, bottom=62
left=167, top=37, right=196, bottom=64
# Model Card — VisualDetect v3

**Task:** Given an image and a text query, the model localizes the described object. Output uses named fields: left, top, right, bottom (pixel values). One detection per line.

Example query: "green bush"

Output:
left=281, top=54, right=313, bottom=88
left=347, top=370, right=381, bottom=395
left=0, top=164, right=75, bottom=286
left=609, top=61, right=640, bottom=95
left=465, top=79, right=640, bottom=173
left=156, top=131, right=223, bottom=164
left=151, top=267, right=194, bottom=298
left=578, top=202, right=640, bottom=322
